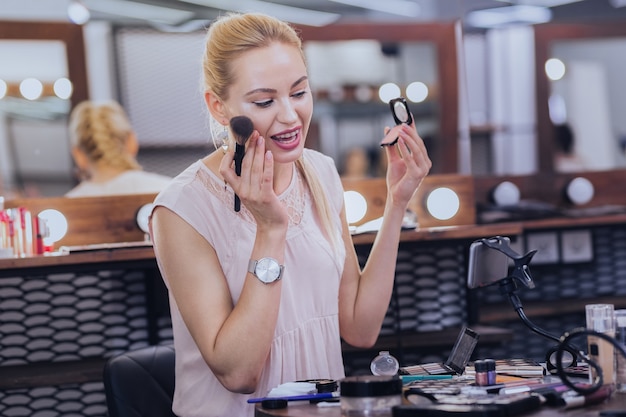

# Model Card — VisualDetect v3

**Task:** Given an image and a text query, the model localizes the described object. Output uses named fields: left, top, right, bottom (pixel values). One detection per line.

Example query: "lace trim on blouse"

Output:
left=195, top=164, right=307, bottom=227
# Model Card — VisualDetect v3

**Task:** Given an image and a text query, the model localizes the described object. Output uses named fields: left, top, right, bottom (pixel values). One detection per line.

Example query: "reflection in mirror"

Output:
left=1, top=22, right=457, bottom=197
left=535, top=23, right=626, bottom=174
left=547, top=38, right=626, bottom=172
left=0, top=40, right=73, bottom=197
left=296, top=22, right=459, bottom=176
left=304, top=39, right=438, bottom=178
left=0, top=21, right=88, bottom=199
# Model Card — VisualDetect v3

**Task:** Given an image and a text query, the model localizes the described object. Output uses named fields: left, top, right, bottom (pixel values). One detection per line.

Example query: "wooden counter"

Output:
left=0, top=242, right=156, bottom=276
left=255, top=392, right=626, bottom=417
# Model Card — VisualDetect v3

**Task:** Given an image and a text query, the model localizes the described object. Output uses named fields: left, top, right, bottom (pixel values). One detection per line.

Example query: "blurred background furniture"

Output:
left=103, top=344, right=176, bottom=417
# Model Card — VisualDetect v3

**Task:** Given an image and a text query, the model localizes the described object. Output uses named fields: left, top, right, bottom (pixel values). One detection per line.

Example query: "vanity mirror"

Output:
left=535, top=22, right=626, bottom=174
left=1, top=20, right=458, bottom=197
left=0, top=21, right=88, bottom=197
left=295, top=22, right=459, bottom=176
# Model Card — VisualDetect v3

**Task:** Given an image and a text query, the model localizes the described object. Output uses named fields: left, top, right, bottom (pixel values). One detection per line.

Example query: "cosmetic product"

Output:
left=485, top=358, right=496, bottom=385
left=400, top=375, right=454, bottom=384
left=474, top=360, right=489, bottom=386
left=371, top=351, right=399, bottom=376
left=229, top=115, right=254, bottom=212
left=381, top=97, right=413, bottom=147
left=586, top=303, right=616, bottom=385
left=615, top=309, right=626, bottom=392
left=247, top=392, right=339, bottom=404
left=340, top=375, right=402, bottom=416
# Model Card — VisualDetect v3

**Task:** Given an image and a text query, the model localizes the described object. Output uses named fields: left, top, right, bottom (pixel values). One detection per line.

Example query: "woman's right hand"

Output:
left=219, top=133, right=289, bottom=231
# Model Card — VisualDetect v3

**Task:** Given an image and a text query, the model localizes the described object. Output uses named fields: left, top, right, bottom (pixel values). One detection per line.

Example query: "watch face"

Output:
left=256, top=258, right=281, bottom=283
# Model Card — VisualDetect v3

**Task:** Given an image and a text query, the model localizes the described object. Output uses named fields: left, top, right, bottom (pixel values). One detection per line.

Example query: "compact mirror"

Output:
left=389, top=97, right=413, bottom=126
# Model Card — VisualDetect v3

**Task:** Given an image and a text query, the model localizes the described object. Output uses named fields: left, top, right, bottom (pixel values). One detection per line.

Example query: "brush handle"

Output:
left=234, top=143, right=245, bottom=212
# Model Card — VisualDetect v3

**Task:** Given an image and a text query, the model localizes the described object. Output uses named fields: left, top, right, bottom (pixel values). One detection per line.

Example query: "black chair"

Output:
left=103, top=344, right=176, bottom=417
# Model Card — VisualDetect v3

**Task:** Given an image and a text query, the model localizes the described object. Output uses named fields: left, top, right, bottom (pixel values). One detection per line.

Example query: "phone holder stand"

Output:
left=479, top=237, right=567, bottom=344
left=476, top=236, right=607, bottom=394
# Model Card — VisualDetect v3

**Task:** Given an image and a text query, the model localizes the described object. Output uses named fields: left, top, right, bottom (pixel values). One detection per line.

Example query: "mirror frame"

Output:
left=534, top=21, right=626, bottom=174
left=0, top=21, right=89, bottom=109
left=295, top=22, right=459, bottom=174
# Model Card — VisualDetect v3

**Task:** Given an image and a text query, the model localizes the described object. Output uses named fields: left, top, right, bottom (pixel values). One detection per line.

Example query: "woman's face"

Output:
left=223, top=42, right=313, bottom=164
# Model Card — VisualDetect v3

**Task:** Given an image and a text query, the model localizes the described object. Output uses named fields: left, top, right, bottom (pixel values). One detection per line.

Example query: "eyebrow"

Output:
left=244, top=76, right=308, bottom=97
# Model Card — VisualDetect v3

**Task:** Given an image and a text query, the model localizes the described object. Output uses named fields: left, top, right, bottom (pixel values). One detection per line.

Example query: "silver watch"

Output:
left=248, top=257, right=284, bottom=284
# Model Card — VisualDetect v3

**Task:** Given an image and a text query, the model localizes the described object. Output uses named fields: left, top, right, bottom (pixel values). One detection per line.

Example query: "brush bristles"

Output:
left=230, top=116, right=254, bottom=145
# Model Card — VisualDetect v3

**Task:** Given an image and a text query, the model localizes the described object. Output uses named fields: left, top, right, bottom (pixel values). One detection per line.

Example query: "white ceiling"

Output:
left=2, top=0, right=626, bottom=30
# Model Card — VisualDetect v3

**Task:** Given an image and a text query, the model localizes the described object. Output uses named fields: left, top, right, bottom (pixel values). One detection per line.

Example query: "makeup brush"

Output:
left=229, top=115, right=254, bottom=212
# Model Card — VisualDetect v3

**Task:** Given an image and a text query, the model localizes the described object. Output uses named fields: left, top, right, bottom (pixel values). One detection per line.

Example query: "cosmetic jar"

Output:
left=370, top=351, right=399, bottom=376
left=485, top=359, right=497, bottom=385
left=475, top=359, right=497, bottom=386
left=474, top=360, right=489, bottom=386
left=340, top=375, right=402, bottom=416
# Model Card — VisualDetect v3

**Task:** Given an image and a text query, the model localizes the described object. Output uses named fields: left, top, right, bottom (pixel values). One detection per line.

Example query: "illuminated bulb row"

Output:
left=379, top=81, right=430, bottom=104
left=0, top=78, right=74, bottom=100
left=324, top=81, right=430, bottom=104
left=345, top=186, right=461, bottom=225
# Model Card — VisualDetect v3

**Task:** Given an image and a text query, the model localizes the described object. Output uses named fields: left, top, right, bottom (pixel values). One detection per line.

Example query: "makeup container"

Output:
left=614, top=309, right=626, bottom=392
left=370, top=351, right=399, bottom=376
left=485, top=359, right=497, bottom=385
left=475, top=359, right=497, bottom=386
left=586, top=304, right=616, bottom=385
left=339, top=375, right=402, bottom=416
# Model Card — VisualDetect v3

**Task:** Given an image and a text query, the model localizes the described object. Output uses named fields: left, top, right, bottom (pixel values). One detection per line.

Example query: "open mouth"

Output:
left=271, top=129, right=299, bottom=144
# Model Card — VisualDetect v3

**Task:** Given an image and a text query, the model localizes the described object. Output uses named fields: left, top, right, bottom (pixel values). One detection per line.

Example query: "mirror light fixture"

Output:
left=0, top=78, right=73, bottom=101
left=565, top=177, right=594, bottom=206
left=406, top=81, right=429, bottom=103
left=37, top=209, right=68, bottom=248
left=426, top=187, right=460, bottom=221
left=20, top=78, right=43, bottom=101
left=545, top=58, right=566, bottom=81
left=378, top=83, right=401, bottom=103
left=492, top=181, right=521, bottom=207
left=344, top=190, right=368, bottom=225
left=53, top=78, right=73, bottom=99
left=136, top=203, right=154, bottom=236
left=68, top=0, right=91, bottom=24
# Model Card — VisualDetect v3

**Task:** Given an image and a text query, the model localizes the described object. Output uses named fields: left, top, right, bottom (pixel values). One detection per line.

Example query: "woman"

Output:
left=66, top=100, right=171, bottom=197
left=150, top=12, right=431, bottom=417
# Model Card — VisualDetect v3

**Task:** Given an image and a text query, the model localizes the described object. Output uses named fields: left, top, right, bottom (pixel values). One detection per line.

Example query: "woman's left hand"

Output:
left=380, top=122, right=432, bottom=207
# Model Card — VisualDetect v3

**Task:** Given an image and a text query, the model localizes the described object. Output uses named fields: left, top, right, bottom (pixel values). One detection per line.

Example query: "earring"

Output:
left=210, top=116, right=230, bottom=153
left=217, top=125, right=229, bottom=154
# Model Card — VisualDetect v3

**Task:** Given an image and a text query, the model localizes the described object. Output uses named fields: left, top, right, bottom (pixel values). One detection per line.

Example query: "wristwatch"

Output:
left=248, top=257, right=284, bottom=284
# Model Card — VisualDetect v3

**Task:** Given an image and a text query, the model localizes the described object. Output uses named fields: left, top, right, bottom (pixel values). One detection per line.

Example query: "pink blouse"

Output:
left=152, top=149, right=347, bottom=417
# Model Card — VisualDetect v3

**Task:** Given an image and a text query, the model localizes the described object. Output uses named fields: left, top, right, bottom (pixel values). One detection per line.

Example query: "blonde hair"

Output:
left=69, top=100, right=141, bottom=171
left=203, top=13, right=339, bottom=248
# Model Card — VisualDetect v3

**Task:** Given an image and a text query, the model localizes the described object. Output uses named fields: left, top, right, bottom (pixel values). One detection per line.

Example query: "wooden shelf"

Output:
left=0, top=244, right=157, bottom=277
left=0, top=358, right=106, bottom=390
left=351, top=222, right=523, bottom=245
left=478, top=297, right=626, bottom=323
